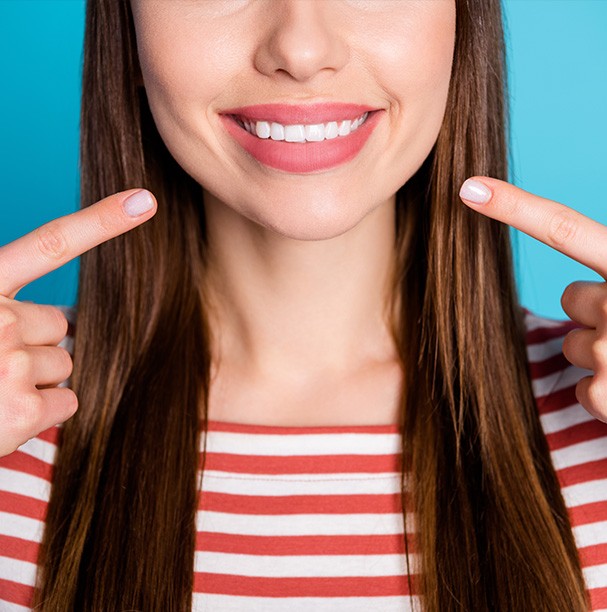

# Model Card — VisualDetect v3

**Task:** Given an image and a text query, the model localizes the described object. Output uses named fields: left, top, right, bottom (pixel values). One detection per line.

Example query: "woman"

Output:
left=0, top=0, right=606, bottom=610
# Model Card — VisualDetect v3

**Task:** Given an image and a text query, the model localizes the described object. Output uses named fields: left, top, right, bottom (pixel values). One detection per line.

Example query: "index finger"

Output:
left=0, top=189, right=157, bottom=299
left=459, top=177, right=607, bottom=280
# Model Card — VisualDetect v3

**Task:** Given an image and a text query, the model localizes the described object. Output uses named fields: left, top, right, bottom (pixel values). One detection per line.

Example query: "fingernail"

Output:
left=459, top=179, right=492, bottom=205
left=123, top=189, right=155, bottom=217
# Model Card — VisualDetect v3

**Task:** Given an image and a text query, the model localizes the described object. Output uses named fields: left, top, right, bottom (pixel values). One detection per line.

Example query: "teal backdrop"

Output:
left=0, top=1, right=606, bottom=319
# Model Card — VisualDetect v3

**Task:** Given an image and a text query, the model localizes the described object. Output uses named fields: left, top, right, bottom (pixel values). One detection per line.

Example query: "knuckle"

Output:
left=35, top=221, right=69, bottom=260
left=592, top=339, right=607, bottom=365
left=3, top=349, right=31, bottom=380
left=561, top=281, right=584, bottom=308
left=547, top=210, right=578, bottom=248
left=63, top=389, right=79, bottom=418
left=0, top=308, right=19, bottom=334
left=587, top=379, right=607, bottom=409
left=48, top=306, right=69, bottom=337
left=92, top=208, right=120, bottom=235
left=561, top=332, right=576, bottom=363
left=57, top=346, right=74, bottom=377
left=11, top=392, right=44, bottom=433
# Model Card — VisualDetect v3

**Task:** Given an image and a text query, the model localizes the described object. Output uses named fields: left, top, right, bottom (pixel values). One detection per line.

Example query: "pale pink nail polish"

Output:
left=459, top=179, right=492, bottom=205
left=123, top=190, right=155, bottom=217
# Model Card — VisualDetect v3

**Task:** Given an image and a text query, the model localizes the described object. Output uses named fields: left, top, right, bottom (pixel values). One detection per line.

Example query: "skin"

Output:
left=460, top=178, right=607, bottom=423
left=129, top=0, right=457, bottom=425
left=0, top=190, right=158, bottom=456
left=0, top=3, right=605, bottom=456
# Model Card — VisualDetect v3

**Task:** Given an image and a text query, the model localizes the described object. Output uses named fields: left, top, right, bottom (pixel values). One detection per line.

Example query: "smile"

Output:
left=231, top=111, right=369, bottom=143
left=219, top=109, right=382, bottom=174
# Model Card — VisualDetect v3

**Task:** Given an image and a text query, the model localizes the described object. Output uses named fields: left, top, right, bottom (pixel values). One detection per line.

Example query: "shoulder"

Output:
left=522, top=306, right=591, bottom=414
left=523, top=308, right=607, bottom=596
left=522, top=305, right=607, bottom=479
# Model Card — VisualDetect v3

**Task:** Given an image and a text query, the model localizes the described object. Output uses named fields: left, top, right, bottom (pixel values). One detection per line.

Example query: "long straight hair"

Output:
left=34, top=0, right=589, bottom=609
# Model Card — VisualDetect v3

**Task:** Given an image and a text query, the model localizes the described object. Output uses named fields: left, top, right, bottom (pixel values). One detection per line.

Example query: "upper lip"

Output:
left=220, top=103, right=379, bottom=125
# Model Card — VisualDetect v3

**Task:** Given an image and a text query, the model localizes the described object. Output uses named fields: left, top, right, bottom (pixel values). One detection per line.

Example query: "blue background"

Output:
left=0, top=1, right=606, bottom=320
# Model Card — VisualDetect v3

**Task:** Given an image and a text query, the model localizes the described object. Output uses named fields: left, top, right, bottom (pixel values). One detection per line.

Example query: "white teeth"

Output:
left=270, top=122, right=284, bottom=140
left=304, top=123, right=324, bottom=142
left=237, top=112, right=369, bottom=142
left=338, top=119, right=352, bottom=136
left=285, top=124, right=306, bottom=143
left=324, top=121, right=339, bottom=139
left=255, top=121, right=271, bottom=139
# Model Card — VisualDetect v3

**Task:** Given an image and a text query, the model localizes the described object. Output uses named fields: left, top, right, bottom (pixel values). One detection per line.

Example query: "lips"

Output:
left=219, top=102, right=379, bottom=125
left=219, top=106, right=383, bottom=174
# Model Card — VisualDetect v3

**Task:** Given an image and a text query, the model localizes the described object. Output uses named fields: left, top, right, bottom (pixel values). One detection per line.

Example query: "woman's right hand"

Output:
left=0, top=188, right=157, bottom=458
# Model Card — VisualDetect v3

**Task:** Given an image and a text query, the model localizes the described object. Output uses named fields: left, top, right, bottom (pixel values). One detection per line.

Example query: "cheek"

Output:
left=131, top=6, right=235, bottom=139
left=369, top=4, right=456, bottom=143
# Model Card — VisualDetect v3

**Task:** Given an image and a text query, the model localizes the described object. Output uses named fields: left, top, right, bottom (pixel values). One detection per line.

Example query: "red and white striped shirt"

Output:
left=0, top=306, right=606, bottom=610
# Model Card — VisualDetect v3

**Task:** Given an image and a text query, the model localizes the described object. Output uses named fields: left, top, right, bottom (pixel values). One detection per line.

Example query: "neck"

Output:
left=202, top=193, right=399, bottom=379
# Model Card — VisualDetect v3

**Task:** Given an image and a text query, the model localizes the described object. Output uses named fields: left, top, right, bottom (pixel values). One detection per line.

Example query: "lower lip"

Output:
left=219, top=111, right=382, bottom=174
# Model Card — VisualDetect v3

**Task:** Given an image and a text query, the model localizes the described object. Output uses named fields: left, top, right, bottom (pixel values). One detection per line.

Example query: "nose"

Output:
left=253, top=0, right=350, bottom=84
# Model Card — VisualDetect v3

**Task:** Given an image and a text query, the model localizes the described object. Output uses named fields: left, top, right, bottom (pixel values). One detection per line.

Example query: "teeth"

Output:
left=236, top=112, right=369, bottom=142
left=270, top=122, right=284, bottom=140
left=285, top=124, right=306, bottom=143
left=338, top=119, right=352, bottom=137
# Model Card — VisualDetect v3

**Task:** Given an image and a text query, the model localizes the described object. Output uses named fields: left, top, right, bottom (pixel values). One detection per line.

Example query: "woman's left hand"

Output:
left=459, top=176, right=607, bottom=424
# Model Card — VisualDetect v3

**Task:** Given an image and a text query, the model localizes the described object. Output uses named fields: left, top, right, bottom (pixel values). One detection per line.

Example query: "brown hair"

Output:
left=34, top=0, right=590, bottom=609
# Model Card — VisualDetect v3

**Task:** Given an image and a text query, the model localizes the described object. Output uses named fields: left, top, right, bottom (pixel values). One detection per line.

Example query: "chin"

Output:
left=266, top=221, right=361, bottom=242
left=247, top=202, right=370, bottom=242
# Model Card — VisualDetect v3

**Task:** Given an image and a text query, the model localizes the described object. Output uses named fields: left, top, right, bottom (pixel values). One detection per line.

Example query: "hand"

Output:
left=459, top=177, right=607, bottom=424
left=0, top=188, right=157, bottom=457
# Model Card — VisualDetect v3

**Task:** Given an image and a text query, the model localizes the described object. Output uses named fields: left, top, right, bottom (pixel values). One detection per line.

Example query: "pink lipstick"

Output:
left=218, top=103, right=382, bottom=174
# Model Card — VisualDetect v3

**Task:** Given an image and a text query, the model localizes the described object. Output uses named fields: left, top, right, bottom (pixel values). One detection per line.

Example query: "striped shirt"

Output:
left=0, top=306, right=606, bottom=611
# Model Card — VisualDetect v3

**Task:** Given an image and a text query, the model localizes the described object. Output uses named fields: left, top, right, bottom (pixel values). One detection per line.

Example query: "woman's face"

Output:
left=130, top=0, right=456, bottom=240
